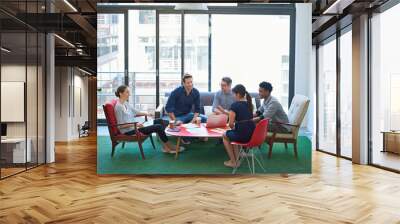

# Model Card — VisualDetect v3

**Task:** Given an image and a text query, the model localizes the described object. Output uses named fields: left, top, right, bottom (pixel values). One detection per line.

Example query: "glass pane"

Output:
left=27, top=31, right=38, bottom=169
left=184, top=14, right=209, bottom=92
left=1, top=32, right=27, bottom=177
left=97, top=72, right=125, bottom=120
left=128, top=10, right=156, bottom=113
left=38, top=33, right=46, bottom=165
left=159, top=14, right=181, bottom=102
left=340, top=30, right=352, bottom=158
left=97, top=13, right=126, bottom=120
left=318, top=38, right=337, bottom=154
left=211, top=14, right=290, bottom=110
left=97, top=14, right=125, bottom=73
left=371, top=4, right=400, bottom=171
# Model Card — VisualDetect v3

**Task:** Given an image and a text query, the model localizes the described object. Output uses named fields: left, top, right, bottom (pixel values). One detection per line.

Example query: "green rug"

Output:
left=97, top=136, right=311, bottom=174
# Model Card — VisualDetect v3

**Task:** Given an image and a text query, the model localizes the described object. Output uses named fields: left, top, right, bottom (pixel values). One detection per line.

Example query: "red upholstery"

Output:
left=110, top=98, right=118, bottom=107
left=103, top=102, right=120, bottom=136
left=232, top=119, right=269, bottom=148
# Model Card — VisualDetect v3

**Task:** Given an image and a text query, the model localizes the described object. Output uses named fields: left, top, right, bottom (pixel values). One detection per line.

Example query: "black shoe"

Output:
left=216, top=138, right=223, bottom=145
left=181, top=138, right=191, bottom=145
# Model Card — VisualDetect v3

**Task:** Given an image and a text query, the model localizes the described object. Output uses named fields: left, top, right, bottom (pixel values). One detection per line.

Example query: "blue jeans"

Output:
left=176, top=113, right=207, bottom=123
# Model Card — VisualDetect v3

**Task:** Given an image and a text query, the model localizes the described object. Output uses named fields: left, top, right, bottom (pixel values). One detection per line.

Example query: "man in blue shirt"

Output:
left=165, top=73, right=207, bottom=124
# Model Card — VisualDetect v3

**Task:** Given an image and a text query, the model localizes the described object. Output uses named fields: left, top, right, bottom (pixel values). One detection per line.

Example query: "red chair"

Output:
left=231, top=119, right=269, bottom=174
left=103, top=99, right=155, bottom=160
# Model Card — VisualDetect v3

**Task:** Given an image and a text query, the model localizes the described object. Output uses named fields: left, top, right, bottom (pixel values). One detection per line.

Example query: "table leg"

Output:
left=175, top=136, right=181, bottom=159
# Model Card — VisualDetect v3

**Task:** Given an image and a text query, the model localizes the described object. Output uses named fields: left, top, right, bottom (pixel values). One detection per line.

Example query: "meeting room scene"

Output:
left=97, top=3, right=313, bottom=174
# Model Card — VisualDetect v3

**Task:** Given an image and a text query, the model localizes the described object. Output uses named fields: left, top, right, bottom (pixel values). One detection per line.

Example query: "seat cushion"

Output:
left=287, top=95, right=309, bottom=125
left=266, top=132, right=295, bottom=139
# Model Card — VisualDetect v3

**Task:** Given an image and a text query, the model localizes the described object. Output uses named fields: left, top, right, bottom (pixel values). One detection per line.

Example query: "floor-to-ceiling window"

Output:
left=128, top=10, right=157, bottom=113
left=159, top=13, right=182, bottom=103
left=184, top=14, right=209, bottom=92
left=0, top=1, right=46, bottom=179
left=97, top=4, right=296, bottom=124
left=371, top=3, right=400, bottom=171
left=340, top=28, right=352, bottom=158
left=317, top=36, right=337, bottom=155
left=97, top=13, right=125, bottom=120
left=211, top=14, right=290, bottom=110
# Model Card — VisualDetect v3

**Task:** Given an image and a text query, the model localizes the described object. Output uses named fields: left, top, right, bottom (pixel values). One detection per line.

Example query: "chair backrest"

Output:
left=103, top=101, right=120, bottom=137
left=287, top=95, right=310, bottom=136
left=247, top=119, right=269, bottom=148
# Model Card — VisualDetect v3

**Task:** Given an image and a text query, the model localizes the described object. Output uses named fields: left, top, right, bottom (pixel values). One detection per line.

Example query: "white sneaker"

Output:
left=168, top=146, right=186, bottom=154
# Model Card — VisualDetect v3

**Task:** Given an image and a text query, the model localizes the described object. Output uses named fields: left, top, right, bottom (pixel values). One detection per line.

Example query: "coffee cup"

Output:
left=169, top=120, right=175, bottom=129
left=196, top=117, right=201, bottom=126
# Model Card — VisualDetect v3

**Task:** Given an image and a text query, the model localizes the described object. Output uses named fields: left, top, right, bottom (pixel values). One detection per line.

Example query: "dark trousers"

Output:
left=125, top=119, right=169, bottom=143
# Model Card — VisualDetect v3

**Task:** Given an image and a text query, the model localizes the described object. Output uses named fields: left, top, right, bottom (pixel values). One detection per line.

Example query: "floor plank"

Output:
left=1, top=135, right=400, bottom=223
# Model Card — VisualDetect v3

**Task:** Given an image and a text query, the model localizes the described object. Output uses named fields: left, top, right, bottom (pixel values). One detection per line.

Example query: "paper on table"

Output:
left=182, top=123, right=199, bottom=129
left=209, top=128, right=227, bottom=134
left=186, top=128, right=208, bottom=135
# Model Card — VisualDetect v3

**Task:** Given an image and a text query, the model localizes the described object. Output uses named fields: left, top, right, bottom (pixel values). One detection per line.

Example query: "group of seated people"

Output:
left=113, top=73, right=290, bottom=168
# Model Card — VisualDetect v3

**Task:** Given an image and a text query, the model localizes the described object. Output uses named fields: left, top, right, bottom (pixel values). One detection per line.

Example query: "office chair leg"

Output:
left=244, top=149, right=252, bottom=174
left=254, top=152, right=266, bottom=173
left=137, top=141, right=146, bottom=160
left=111, top=142, right=117, bottom=157
left=258, top=147, right=266, bottom=166
left=149, top=135, right=156, bottom=150
left=268, top=142, right=274, bottom=158
left=251, top=149, right=255, bottom=174
left=232, top=146, right=244, bottom=174
left=284, top=142, right=288, bottom=149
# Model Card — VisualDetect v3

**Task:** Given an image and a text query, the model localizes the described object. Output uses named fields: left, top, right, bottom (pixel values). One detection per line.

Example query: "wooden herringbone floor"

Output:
left=1, top=135, right=400, bottom=224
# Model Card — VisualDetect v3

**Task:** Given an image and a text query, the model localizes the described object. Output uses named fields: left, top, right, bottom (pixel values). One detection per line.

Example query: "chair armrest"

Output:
left=155, top=104, right=164, bottom=119
left=111, top=122, right=138, bottom=128
left=270, top=121, right=299, bottom=128
left=135, top=114, right=148, bottom=121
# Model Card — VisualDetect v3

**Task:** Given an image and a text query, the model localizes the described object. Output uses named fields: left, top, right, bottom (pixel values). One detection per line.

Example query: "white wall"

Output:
left=294, top=3, right=314, bottom=144
left=54, top=67, right=89, bottom=141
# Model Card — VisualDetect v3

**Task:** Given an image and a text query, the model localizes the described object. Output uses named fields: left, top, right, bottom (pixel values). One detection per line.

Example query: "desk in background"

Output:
left=382, top=131, right=400, bottom=154
left=1, top=138, right=32, bottom=165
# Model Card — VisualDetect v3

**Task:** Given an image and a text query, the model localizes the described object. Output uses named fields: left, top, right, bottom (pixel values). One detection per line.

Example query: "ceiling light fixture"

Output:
left=54, top=34, right=75, bottom=48
left=322, top=0, right=353, bottom=15
left=174, top=3, right=208, bottom=10
left=78, top=67, right=92, bottom=76
left=63, top=0, right=78, bottom=12
left=1, top=47, right=11, bottom=53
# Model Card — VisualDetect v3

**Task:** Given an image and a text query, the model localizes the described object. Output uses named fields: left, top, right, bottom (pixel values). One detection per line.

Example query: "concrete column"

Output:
left=352, top=14, right=369, bottom=164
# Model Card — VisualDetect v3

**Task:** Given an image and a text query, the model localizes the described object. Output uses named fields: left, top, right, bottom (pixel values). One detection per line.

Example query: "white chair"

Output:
left=265, top=94, right=310, bottom=158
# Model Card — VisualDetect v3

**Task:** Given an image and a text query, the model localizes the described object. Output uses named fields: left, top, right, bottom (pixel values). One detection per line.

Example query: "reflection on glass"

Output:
left=185, top=14, right=209, bottom=92
left=371, top=4, right=400, bottom=171
left=38, top=33, right=46, bottom=165
left=128, top=10, right=156, bottom=113
left=97, top=73, right=125, bottom=119
left=97, top=14, right=125, bottom=72
left=340, top=30, right=352, bottom=158
left=97, top=13, right=125, bottom=119
left=211, top=14, right=290, bottom=110
left=159, top=14, right=181, bottom=101
left=27, top=31, right=38, bottom=168
left=318, top=38, right=337, bottom=154
left=1, top=32, right=27, bottom=177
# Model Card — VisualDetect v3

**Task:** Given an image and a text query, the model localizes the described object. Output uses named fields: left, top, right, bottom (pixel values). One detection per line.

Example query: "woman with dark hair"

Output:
left=222, top=84, right=255, bottom=168
left=114, top=85, right=184, bottom=153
